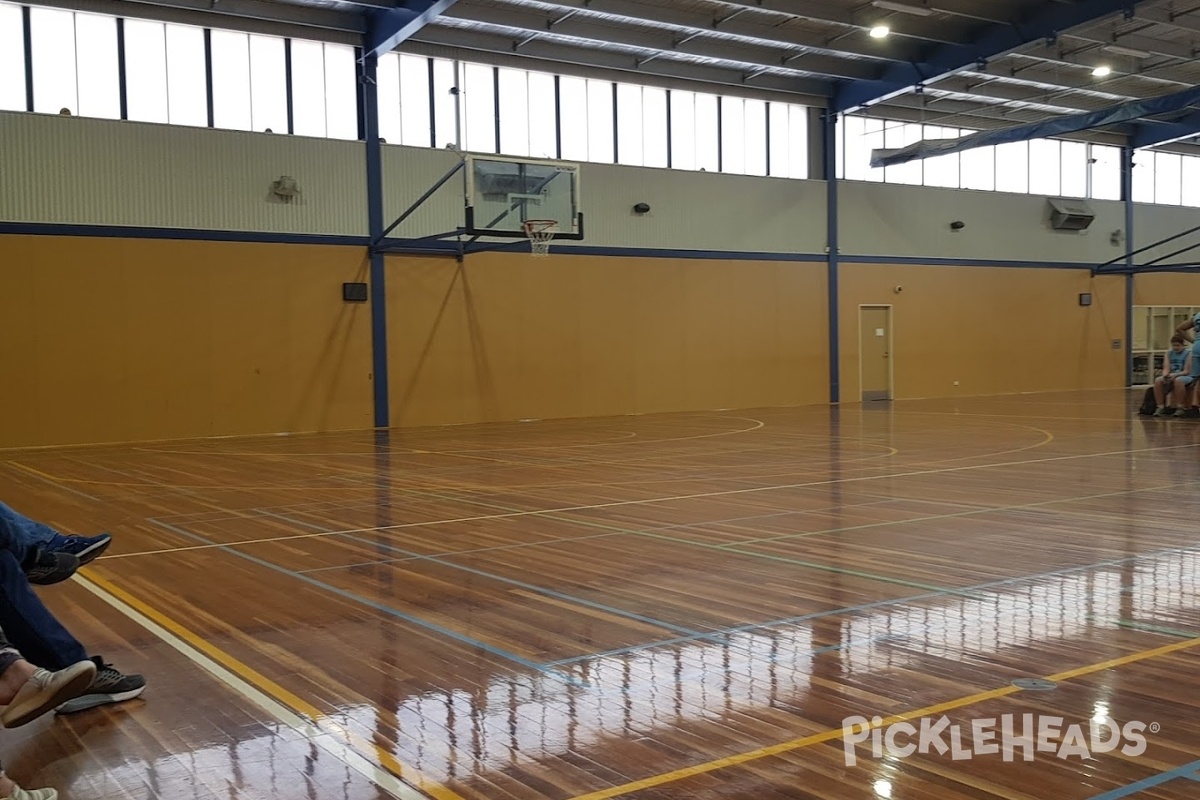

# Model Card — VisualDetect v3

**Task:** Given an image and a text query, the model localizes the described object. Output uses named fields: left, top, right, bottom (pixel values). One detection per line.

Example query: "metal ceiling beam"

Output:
left=705, top=0, right=974, bottom=45
left=833, top=0, right=1147, bottom=114
left=331, top=0, right=396, bottom=8
left=1130, top=4, right=1200, bottom=35
left=518, top=0, right=911, bottom=64
left=50, top=0, right=365, bottom=34
left=928, top=76, right=1111, bottom=112
left=1061, top=30, right=1196, bottom=61
left=909, top=0, right=1199, bottom=60
left=855, top=102, right=1134, bottom=144
left=409, top=25, right=835, bottom=97
left=400, top=37, right=830, bottom=105
left=961, top=63, right=1144, bottom=101
left=880, top=92, right=1050, bottom=124
left=921, top=87, right=1099, bottom=116
left=1132, top=110, right=1200, bottom=148
left=873, top=84, right=1200, bottom=166
left=1008, top=50, right=1196, bottom=89
left=365, top=0, right=459, bottom=60
left=436, top=7, right=877, bottom=79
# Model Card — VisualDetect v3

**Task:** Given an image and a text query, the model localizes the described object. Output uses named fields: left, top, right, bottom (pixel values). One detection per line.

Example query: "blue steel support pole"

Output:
left=22, top=7, right=32, bottom=113
left=284, top=38, right=294, bottom=135
left=825, top=110, right=840, bottom=404
left=116, top=18, right=128, bottom=120
left=1122, top=145, right=1134, bottom=387
left=204, top=29, right=214, bottom=128
left=362, top=51, right=390, bottom=428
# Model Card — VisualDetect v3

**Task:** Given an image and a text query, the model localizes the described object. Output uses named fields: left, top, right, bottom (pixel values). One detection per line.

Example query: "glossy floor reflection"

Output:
left=2, top=390, right=1199, bottom=799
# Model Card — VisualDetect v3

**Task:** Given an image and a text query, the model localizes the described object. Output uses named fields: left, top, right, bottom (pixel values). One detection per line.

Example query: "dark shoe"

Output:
left=45, top=533, right=111, bottom=566
left=55, top=657, right=145, bottom=715
left=25, top=550, right=80, bottom=586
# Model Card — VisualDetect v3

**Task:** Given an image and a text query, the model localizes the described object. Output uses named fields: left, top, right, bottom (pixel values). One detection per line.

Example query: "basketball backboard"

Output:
left=464, top=155, right=583, bottom=240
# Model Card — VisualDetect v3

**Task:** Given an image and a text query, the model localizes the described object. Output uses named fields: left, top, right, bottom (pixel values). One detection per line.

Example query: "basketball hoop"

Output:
left=523, top=219, right=559, bottom=257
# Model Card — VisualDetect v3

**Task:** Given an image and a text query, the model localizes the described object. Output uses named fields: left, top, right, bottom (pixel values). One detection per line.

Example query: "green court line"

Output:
left=628, top=527, right=957, bottom=594
left=1110, top=618, right=1200, bottom=639
left=353, top=482, right=966, bottom=597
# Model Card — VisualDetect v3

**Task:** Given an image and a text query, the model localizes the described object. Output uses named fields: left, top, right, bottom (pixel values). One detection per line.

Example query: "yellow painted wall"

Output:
left=1133, top=272, right=1200, bottom=306
left=386, top=252, right=828, bottom=426
left=0, top=236, right=373, bottom=448
left=838, top=263, right=1126, bottom=401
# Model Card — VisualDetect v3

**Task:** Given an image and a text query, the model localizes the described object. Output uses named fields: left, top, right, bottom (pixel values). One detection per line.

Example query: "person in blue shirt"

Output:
left=1154, top=335, right=1193, bottom=416
left=1173, top=312, right=1200, bottom=417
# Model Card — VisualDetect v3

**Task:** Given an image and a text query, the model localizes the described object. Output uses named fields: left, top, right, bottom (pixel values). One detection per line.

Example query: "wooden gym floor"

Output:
left=3, top=389, right=1199, bottom=800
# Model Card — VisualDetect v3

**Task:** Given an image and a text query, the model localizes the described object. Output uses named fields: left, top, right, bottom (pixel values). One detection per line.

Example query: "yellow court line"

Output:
left=569, top=635, right=1200, bottom=800
left=82, top=573, right=466, bottom=800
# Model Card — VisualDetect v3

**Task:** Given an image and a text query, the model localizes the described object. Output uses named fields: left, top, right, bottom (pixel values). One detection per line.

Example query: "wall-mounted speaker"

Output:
left=1047, top=198, right=1095, bottom=231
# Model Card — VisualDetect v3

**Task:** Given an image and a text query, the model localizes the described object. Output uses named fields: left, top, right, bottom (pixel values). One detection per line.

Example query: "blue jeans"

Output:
left=0, top=502, right=56, bottom=564
left=0, top=504, right=87, bottom=669
left=0, top=549, right=87, bottom=669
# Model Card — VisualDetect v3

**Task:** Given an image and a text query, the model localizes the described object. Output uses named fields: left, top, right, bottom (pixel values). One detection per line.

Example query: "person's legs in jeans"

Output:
left=0, top=503, right=40, bottom=567
left=0, top=502, right=111, bottom=581
left=0, top=551, right=146, bottom=712
left=0, top=504, right=80, bottom=586
left=0, top=552, right=87, bottom=670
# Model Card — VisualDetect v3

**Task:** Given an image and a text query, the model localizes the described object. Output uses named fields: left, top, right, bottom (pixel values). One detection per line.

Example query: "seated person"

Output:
left=0, top=503, right=143, bottom=714
left=0, top=502, right=109, bottom=585
left=1153, top=335, right=1194, bottom=417
left=0, top=632, right=98, bottom=800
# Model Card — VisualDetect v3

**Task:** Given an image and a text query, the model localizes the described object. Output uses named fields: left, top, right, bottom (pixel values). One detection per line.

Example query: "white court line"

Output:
left=104, top=440, right=1200, bottom=559
left=74, top=575, right=429, bottom=800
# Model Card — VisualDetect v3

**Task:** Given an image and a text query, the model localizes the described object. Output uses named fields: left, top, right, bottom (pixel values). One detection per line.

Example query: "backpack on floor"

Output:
left=1138, top=386, right=1157, bottom=416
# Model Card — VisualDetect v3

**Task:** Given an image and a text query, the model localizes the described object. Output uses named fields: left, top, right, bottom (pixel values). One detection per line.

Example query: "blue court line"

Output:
left=1087, top=759, right=1200, bottom=799
left=332, top=473, right=1200, bottom=608
left=547, top=542, right=1200, bottom=665
left=259, top=511, right=934, bottom=673
left=261, top=481, right=1200, bottom=667
left=254, top=509, right=700, bottom=637
left=146, top=518, right=586, bottom=686
left=238, top=510, right=948, bottom=671
left=298, top=499, right=902, bottom=576
left=1108, top=619, right=1199, bottom=639
left=171, top=481, right=1200, bottom=670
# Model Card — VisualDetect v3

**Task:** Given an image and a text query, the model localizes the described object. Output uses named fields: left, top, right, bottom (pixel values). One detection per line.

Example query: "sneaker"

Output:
left=1175, top=408, right=1188, bottom=418
left=1, top=660, right=96, bottom=728
left=24, top=550, right=80, bottom=586
left=4, top=784, right=57, bottom=799
left=55, top=657, right=145, bottom=715
left=1154, top=407, right=1171, bottom=416
left=45, top=533, right=111, bottom=566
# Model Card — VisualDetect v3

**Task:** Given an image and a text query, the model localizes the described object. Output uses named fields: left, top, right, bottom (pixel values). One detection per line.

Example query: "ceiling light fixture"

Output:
left=1092, top=65, right=1112, bottom=77
left=1102, top=44, right=1151, bottom=58
left=869, top=25, right=891, bottom=38
left=872, top=0, right=934, bottom=16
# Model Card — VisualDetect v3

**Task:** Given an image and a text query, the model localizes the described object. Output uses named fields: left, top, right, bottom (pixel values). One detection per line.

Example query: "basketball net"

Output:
left=523, top=220, right=559, bottom=258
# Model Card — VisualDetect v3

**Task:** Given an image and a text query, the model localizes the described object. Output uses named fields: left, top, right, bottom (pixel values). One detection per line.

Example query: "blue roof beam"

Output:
left=364, top=0, right=459, bottom=61
left=1131, top=110, right=1200, bottom=149
left=871, top=85, right=1200, bottom=168
left=833, top=0, right=1146, bottom=115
